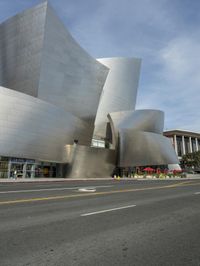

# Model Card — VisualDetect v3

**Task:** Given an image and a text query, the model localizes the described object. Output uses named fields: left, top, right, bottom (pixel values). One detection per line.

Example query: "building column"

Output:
left=189, top=137, right=192, bottom=153
left=8, top=161, right=11, bottom=178
left=182, top=135, right=186, bottom=155
left=195, top=138, right=198, bottom=152
left=50, top=164, right=53, bottom=177
left=174, top=135, right=178, bottom=155
left=31, top=164, right=35, bottom=178
left=23, top=163, right=27, bottom=178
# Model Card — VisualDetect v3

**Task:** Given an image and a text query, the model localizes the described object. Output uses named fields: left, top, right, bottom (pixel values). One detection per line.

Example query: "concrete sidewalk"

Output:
left=0, top=177, right=114, bottom=183
left=0, top=174, right=199, bottom=183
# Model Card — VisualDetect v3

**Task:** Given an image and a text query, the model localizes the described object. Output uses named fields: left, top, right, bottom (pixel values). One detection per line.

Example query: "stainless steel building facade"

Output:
left=0, top=2, right=178, bottom=178
left=94, top=57, right=141, bottom=139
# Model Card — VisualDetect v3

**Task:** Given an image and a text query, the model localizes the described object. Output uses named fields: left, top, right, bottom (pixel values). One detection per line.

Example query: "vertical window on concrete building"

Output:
left=191, top=138, right=196, bottom=152
left=176, top=136, right=182, bottom=156
left=185, top=137, right=190, bottom=154
left=198, top=139, right=200, bottom=151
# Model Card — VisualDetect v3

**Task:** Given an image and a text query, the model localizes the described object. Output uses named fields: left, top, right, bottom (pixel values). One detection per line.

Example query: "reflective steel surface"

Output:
left=0, top=2, right=109, bottom=127
left=0, top=86, right=92, bottom=162
left=0, top=2, right=47, bottom=97
left=94, top=57, right=141, bottom=139
left=119, top=129, right=179, bottom=167
left=63, top=145, right=116, bottom=178
left=109, top=110, right=164, bottom=133
left=0, top=1, right=179, bottom=177
left=108, top=110, right=164, bottom=148
left=108, top=109, right=178, bottom=167
left=38, top=4, right=109, bottom=125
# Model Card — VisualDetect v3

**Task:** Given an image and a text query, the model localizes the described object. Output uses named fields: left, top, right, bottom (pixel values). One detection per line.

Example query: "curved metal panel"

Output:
left=108, top=109, right=178, bottom=166
left=94, top=57, right=141, bottom=139
left=37, top=3, right=109, bottom=125
left=0, top=86, right=91, bottom=162
left=109, top=110, right=164, bottom=133
left=108, top=109, right=164, bottom=148
left=0, top=2, right=47, bottom=96
left=0, top=2, right=109, bottom=127
left=63, top=145, right=116, bottom=178
left=119, top=129, right=179, bottom=167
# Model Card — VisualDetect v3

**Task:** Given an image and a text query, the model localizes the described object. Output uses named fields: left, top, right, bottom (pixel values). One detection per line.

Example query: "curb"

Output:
left=0, top=177, right=199, bottom=183
left=0, top=178, right=114, bottom=183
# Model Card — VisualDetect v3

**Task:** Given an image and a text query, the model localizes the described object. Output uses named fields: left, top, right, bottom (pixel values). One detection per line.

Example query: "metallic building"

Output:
left=94, top=57, right=141, bottom=139
left=62, top=145, right=117, bottom=179
left=0, top=86, right=92, bottom=162
left=0, top=2, right=47, bottom=97
left=0, top=2, right=178, bottom=178
left=37, top=4, right=109, bottom=126
left=0, top=1, right=109, bottom=127
left=108, top=110, right=178, bottom=166
left=108, top=110, right=164, bottom=149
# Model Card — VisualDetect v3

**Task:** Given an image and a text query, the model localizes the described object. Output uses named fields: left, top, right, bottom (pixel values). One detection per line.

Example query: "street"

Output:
left=0, top=179, right=200, bottom=266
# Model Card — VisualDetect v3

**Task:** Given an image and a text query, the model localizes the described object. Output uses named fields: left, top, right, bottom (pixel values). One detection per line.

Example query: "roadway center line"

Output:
left=0, top=185, right=113, bottom=194
left=0, top=181, right=199, bottom=205
left=81, top=205, right=136, bottom=216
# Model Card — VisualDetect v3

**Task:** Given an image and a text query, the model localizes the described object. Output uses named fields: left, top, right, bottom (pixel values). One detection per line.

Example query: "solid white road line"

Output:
left=194, top=192, right=200, bottom=195
left=81, top=204, right=136, bottom=216
left=0, top=185, right=113, bottom=194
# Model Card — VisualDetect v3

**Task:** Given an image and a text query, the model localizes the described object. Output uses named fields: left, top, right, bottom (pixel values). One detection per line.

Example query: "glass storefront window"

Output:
left=176, top=136, right=183, bottom=156
left=185, top=137, right=190, bottom=154
left=91, top=139, right=105, bottom=148
left=0, top=158, right=9, bottom=178
left=0, top=156, right=59, bottom=179
left=198, top=139, right=200, bottom=151
left=191, top=138, right=196, bottom=153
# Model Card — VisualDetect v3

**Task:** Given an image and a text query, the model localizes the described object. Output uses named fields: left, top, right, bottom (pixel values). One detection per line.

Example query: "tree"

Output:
left=182, top=151, right=200, bottom=168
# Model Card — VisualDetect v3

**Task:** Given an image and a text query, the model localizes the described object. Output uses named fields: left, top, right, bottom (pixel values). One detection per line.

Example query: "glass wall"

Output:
left=91, top=139, right=105, bottom=148
left=191, top=138, right=196, bottom=153
left=0, top=157, right=9, bottom=178
left=184, top=137, right=190, bottom=154
left=0, top=157, right=59, bottom=178
left=176, top=136, right=183, bottom=156
left=198, top=139, right=200, bottom=151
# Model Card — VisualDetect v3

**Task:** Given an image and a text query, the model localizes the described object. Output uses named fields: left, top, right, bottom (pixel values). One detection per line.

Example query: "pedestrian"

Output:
left=14, top=170, right=17, bottom=179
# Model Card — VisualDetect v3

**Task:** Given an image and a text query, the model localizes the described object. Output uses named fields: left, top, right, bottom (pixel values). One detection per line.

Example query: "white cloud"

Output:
left=160, top=36, right=200, bottom=83
left=137, top=33, right=200, bottom=131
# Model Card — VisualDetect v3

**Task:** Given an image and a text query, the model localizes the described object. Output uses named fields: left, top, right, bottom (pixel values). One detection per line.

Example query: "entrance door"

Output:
left=26, top=164, right=35, bottom=178
left=10, top=163, right=24, bottom=178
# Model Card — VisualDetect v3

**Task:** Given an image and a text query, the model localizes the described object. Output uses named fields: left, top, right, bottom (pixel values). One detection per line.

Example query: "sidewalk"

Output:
left=0, top=174, right=199, bottom=183
left=0, top=177, right=114, bottom=183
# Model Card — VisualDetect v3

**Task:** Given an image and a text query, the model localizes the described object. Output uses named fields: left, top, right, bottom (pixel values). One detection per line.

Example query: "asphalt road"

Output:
left=0, top=179, right=200, bottom=266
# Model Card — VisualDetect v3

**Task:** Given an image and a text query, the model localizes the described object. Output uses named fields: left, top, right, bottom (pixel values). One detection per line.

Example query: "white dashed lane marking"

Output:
left=81, top=204, right=136, bottom=216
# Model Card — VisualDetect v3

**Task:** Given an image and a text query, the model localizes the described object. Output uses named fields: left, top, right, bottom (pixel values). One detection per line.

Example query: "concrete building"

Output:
left=0, top=1, right=178, bottom=179
left=164, top=130, right=200, bottom=159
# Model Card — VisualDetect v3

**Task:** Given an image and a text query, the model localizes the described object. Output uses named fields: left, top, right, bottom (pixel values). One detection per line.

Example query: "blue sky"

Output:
left=1, top=0, right=200, bottom=132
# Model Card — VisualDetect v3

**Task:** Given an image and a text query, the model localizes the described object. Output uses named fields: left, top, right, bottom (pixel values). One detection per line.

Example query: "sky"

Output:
left=0, top=0, right=200, bottom=132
